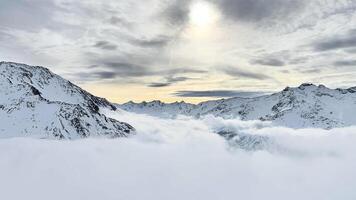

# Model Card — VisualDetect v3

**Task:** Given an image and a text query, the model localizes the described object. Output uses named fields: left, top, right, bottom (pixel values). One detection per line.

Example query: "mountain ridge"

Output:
left=0, top=61, right=135, bottom=139
left=118, top=83, right=356, bottom=129
left=2, top=61, right=356, bottom=134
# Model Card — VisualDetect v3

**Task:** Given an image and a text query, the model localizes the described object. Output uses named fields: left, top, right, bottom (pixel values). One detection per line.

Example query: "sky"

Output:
left=1, top=0, right=356, bottom=103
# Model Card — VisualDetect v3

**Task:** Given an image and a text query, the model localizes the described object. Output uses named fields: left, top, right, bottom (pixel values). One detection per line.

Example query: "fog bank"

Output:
left=1, top=111, right=356, bottom=200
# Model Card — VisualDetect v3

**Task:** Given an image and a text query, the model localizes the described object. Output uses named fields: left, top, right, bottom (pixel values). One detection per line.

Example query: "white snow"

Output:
left=118, top=84, right=356, bottom=129
left=0, top=62, right=134, bottom=138
left=1, top=62, right=356, bottom=200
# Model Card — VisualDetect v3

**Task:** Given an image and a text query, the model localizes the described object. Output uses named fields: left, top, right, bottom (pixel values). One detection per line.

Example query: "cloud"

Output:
left=93, top=41, right=117, bottom=50
left=220, top=66, right=271, bottom=80
left=288, top=56, right=312, bottom=65
left=0, top=30, right=13, bottom=41
left=108, top=16, right=132, bottom=28
left=5, top=113, right=356, bottom=200
left=313, top=30, right=356, bottom=51
left=345, top=48, right=356, bottom=54
left=68, top=61, right=152, bottom=82
left=67, top=71, right=114, bottom=82
left=334, top=60, right=356, bottom=66
left=173, top=90, right=267, bottom=98
left=97, top=62, right=150, bottom=77
left=2, top=0, right=356, bottom=94
left=130, top=36, right=172, bottom=48
left=161, top=0, right=305, bottom=28
left=212, top=0, right=304, bottom=23
left=0, top=0, right=61, bottom=31
left=251, top=58, right=285, bottom=67
left=250, top=50, right=290, bottom=67
left=161, top=0, right=192, bottom=26
left=165, top=68, right=207, bottom=74
left=297, top=68, right=322, bottom=74
left=148, top=82, right=171, bottom=88
left=70, top=56, right=207, bottom=83
left=98, top=61, right=206, bottom=78
left=148, top=76, right=190, bottom=88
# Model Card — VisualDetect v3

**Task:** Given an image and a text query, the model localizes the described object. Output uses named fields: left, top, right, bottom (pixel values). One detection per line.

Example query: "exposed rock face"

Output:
left=0, top=62, right=134, bottom=139
left=217, top=130, right=272, bottom=151
left=119, top=83, right=356, bottom=129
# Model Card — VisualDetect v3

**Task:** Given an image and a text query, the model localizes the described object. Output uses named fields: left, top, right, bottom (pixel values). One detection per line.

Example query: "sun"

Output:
left=189, top=1, right=218, bottom=27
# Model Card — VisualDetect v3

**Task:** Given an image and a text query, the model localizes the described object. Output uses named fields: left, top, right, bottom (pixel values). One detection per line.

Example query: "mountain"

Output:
left=118, top=83, right=356, bottom=129
left=0, top=62, right=134, bottom=139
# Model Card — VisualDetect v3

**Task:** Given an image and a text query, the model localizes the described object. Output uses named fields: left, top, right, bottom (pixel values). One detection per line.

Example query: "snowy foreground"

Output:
left=1, top=111, right=356, bottom=200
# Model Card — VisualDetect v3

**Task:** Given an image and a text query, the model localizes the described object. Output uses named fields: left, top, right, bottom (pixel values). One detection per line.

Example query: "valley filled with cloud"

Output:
left=1, top=111, right=356, bottom=200
left=1, top=1, right=356, bottom=199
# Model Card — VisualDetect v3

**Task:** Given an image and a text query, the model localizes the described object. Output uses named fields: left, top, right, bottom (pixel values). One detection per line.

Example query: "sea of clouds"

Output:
left=0, top=110, right=356, bottom=200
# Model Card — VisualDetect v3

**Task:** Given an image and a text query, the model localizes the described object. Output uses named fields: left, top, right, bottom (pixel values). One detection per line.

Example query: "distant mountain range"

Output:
left=0, top=62, right=134, bottom=139
left=1, top=61, right=355, bottom=140
left=119, top=84, right=356, bottom=129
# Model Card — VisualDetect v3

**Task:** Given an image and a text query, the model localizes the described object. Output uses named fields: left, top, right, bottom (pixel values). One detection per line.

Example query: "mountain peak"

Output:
left=0, top=62, right=134, bottom=139
left=297, top=83, right=317, bottom=90
left=118, top=83, right=356, bottom=129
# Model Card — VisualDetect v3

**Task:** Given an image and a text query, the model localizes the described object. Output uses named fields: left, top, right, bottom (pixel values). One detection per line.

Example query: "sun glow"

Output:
left=189, top=1, right=218, bottom=27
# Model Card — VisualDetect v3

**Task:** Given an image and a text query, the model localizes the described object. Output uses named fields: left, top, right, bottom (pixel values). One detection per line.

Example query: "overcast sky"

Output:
left=1, top=0, right=356, bottom=103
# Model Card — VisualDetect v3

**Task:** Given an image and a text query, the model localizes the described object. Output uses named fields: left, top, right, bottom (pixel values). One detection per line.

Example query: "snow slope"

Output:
left=0, top=61, right=134, bottom=139
left=118, top=83, right=356, bottom=129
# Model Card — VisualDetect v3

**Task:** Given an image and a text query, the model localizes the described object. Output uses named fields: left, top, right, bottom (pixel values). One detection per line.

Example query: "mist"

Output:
left=0, top=110, right=356, bottom=200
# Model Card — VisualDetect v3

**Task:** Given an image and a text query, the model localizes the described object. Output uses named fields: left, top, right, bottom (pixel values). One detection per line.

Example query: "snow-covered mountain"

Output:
left=0, top=62, right=134, bottom=139
left=119, top=83, right=356, bottom=129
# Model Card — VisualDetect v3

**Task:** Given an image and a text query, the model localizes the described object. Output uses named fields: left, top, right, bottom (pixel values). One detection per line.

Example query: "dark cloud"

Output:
left=313, top=30, right=356, bottom=51
left=251, top=58, right=285, bottom=67
left=99, top=62, right=150, bottom=77
left=160, top=0, right=304, bottom=28
left=319, top=2, right=356, bottom=19
left=77, top=59, right=152, bottom=80
left=108, top=16, right=132, bottom=28
left=70, top=65, right=203, bottom=84
left=308, top=69, right=322, bottom=73
left=334, top=60, right=356, bottom=66
left=148, top=76, right=189, bottom=88
left=148, top=82, right=171, bottom=87
left=94, top=71, right=117, bottom=79
left=90, top=53, right=208, bottom=78
left=93, top=41, right=117, bottom=50
left=345, top=48, right=356, bottom=54
left=173, top=90, right=268, bottom=98
left=161, top=0, right=191, bottom=26
left=69, top=71, right=117, bottom=81
left=66, top=71, right=143, bottom=85
left=130, top=36, right=172, bottom=48
left=280, top=69, right=290, bottom=74
left=298, top=69, right=322, bottom=74
left=212, top=0, right=304, bottom=23
left=250, top=50, right=290, bottom=67
left=167, top=76, right=189, bottom=82
left=165, top=68, right=207, bottom=75
left=73, top=54, right=208, bottom=83
left=220, top=66, right=271, bottom=80
left=100, top=61, right=206, bottom=78
left=288, top=56, right=311, bottom=65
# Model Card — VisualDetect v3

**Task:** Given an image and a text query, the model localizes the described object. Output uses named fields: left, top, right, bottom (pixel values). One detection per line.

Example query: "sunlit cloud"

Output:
left=1, top=0, right=356, bottom=102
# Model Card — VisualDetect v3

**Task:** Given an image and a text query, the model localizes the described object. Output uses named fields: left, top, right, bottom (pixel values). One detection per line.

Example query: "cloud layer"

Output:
left=1, top=111, right=356, bottom=200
